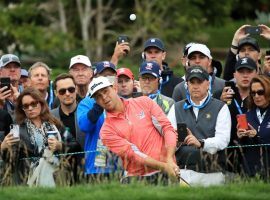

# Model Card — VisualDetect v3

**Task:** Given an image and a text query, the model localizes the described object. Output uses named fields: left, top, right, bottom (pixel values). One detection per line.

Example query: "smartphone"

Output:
left=225, top=81, right=236, bottom=92
left=10, top=124, right=20, bottom=138
left=117, top=35, right=128, bottom=44
left=117, top=35, right=129, bottom=55
left=177, top=123, right=187, bottom=143
left=0, top=77, right=11, bottom=91
left=237, top=114, right=248, bottom=130
left=132, top=92, right=143, bottom=98
left=245, top=26, right=262, bottom=35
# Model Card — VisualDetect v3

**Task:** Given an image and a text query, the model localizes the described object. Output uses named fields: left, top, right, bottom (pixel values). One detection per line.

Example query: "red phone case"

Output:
left=237, top=114, right=248, bottom=130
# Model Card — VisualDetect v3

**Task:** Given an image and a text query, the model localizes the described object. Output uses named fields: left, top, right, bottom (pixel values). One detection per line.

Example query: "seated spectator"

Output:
left=175, top=66, right=231, bottom=175
left=237, top=75, right=270, bottom=178
left=0, top=87, right=62, bottom=186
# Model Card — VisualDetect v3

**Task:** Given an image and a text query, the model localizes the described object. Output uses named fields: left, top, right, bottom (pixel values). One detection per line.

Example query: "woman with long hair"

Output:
left=0, top=87, right=62, bottom=186
left=237, top=75, right=270, bottom=178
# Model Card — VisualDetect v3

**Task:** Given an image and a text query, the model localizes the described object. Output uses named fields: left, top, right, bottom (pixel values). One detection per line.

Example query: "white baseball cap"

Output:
left=88, top=76, right=113, bottom=97
left=187, top=43, right=212, bottom=59
left=69, top=55, right=91, bottom=69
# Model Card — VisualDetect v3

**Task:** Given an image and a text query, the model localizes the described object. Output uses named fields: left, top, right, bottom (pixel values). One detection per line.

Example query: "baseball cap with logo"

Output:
left=88, top=76, right=113, bottom=97
left=237, top=37, right=260, bottom=53
left=0, top=54, right=21, bottom=68
left=94, top=61, right=117, bottom=75
left=186, top=66, right=209, bottom=81
left=144, top=38, right=165, bottom=51
left=187, top=43, right=212, bottom=59
left=69, top=55, right=92, bottom=69
left=117, top=68, right=134, bottom=80
left=235, top=57, right=257, bottom=71
left=183, top=42, right=196, bottom=56
left=139, top=61, right=161, bottom=78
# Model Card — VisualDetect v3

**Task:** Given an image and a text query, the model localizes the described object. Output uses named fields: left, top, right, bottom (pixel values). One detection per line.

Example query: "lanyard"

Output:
left=233, top=99, right=243, bottom=114
left=256, top=108, right=267, bottom=124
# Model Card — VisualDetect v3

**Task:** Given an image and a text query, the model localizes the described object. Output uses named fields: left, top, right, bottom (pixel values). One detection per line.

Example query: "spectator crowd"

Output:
left=1, top=24, right=270, bottom=187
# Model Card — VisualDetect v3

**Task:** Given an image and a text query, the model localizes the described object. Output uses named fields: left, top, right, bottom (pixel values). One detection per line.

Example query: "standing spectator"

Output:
left=220, top=57, right=258, bottom=173
left=116, top=68, right=137, bottom=98
left=237, top=75, right=270, bottom=178
left=175, top=66, right=231, bottom=184
left=172, top=43, right=225, bottom=102
left=69, top=55, right=93, bottom=102
left=20, top=69, right=30, bottom=88
left=51, top=73, right=85, bottom=184
left=111, top=38, right=183, bottom=98
left=0, top=87, right=62, bottom=186
left=28, top=62, right=54, bottom=109
left=88, top=76, right=179, bottom=184
left=0, top=54, right=22, bottom=117
left=139, top=61, right=176, bottom=129
left=77, top=61, right=118, bottom=180
left=223, top=24, right=270, bottom=81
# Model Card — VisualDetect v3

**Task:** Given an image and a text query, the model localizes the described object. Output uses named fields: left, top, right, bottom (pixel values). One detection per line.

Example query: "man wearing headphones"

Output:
left=172, top=43, right=225, bottom=102
left=111, top=38, right=183, bottom=98
left=138, top=61, right=176, bottom=129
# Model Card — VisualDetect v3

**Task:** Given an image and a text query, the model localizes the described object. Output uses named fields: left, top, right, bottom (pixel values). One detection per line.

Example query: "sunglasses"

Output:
left=22, top=101, right=39, bottom=110
left=251, top=89, right=265, bottom=97
left=58, top=87, right=76, bottom=95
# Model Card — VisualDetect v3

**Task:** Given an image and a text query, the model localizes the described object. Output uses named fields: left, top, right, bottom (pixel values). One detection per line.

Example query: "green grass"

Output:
left=1, top=181, right=270, bottom=200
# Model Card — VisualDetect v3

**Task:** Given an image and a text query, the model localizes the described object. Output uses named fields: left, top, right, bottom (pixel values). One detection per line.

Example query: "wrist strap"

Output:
left=231, top=45, right=238, bottom=50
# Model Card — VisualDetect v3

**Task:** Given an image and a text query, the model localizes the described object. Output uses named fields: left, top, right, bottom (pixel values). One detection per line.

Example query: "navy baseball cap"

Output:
left=94, top=61, right=116, bottom=75
left=235, top=57, right=257, bottom=71
left=238, top=37, right=260, bottom=53
left=144, top=38, right=165, bottom=51
left=186, top=66, right=209, bottom=81
left=139, top=61, right=161, bottom=78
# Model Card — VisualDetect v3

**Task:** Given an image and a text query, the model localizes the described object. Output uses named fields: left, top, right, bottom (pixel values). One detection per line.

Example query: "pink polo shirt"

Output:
left=100, top=96, right=177, bottom=176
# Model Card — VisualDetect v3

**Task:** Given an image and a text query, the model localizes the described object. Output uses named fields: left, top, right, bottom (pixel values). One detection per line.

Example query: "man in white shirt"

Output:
left=175, top=66, right=231, bottom=176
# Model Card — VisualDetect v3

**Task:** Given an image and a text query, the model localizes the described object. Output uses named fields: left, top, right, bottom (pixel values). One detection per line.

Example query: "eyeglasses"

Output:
left=140, top=76, right=157, bottom=82
left=58, top=87, right=76, bottom=95
left=22, top=101, right=39, bottom=110
left=251, top=89, right=265, bottom=97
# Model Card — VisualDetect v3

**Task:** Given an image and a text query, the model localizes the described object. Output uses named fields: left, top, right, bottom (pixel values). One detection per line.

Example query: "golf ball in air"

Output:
left=129, top=14, right=136, bottom=21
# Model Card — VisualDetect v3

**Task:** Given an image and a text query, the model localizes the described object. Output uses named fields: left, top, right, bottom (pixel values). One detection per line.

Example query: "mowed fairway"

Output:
left=0, top=182, right=270, bottom=200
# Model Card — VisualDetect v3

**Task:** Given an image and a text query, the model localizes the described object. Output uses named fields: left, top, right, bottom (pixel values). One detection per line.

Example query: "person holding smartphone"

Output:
left=236, top=75, right=270, bottom=177
left=223, top=24, right=270, bottom=81
left=220, top=57, right=258, bottom=173
left=0, top=54, right=22, bottom=117
left=175, top=66, right=231, bottom=185
left=263, top=50, right=270, bottom=76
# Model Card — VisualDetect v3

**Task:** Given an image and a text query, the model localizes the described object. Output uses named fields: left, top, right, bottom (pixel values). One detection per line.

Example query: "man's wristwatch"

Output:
left=198, top=139, right=205, bottom=149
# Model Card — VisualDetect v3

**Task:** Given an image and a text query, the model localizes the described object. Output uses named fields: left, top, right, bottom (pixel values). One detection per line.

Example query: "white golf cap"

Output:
left=69, top=55, right=91, bottom=69
left=187, top=43, right=212, bottom=59
left=88, top=76, right=113, bottom=97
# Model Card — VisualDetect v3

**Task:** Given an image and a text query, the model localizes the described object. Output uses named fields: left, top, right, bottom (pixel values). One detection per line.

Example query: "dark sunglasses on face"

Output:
left=58, top=87, right=76, bottom=95
left=251, top=89, right=265, bottom=97
left=22, top=101, right=39, bottom=110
